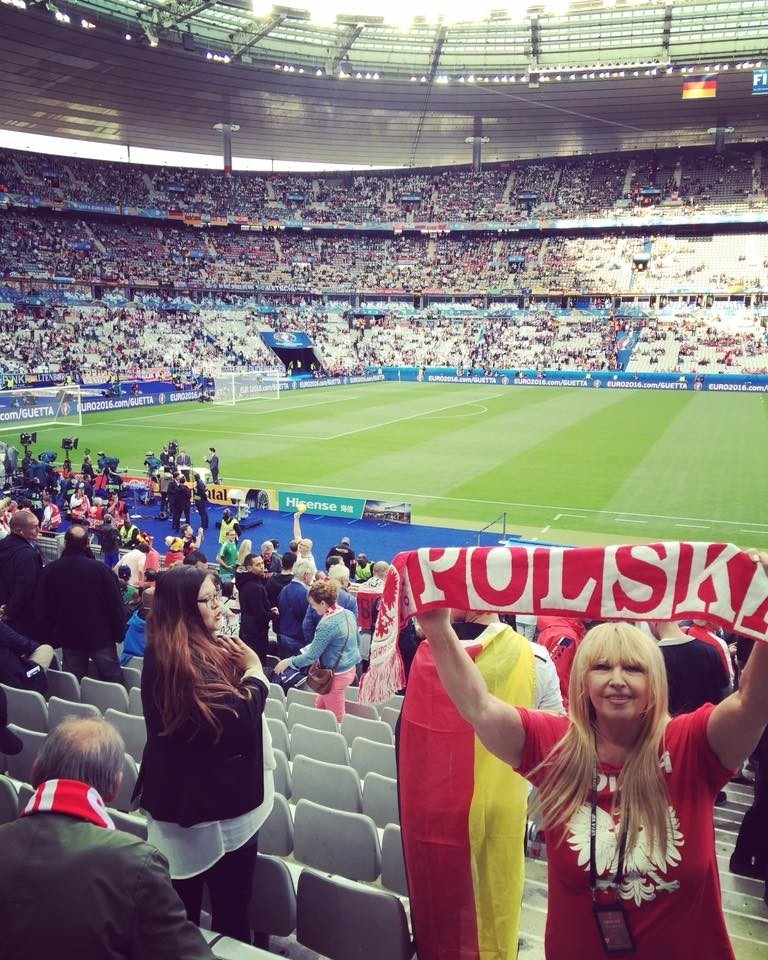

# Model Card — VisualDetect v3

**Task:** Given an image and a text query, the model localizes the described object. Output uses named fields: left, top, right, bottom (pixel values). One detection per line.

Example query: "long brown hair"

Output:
left=531, top=622, right=672, bottom=855
left=146, top=565, right=250, bottom=739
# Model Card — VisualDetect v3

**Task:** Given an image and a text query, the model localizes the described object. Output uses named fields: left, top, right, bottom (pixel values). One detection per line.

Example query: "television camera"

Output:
left=62, top=437, right=79, bottom=452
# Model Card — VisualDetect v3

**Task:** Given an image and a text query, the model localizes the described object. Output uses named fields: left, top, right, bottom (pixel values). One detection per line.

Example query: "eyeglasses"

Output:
left=197, top=591, right=222, bottom=610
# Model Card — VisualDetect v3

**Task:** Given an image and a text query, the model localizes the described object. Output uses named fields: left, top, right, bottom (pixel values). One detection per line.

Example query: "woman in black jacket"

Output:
left=135, top=564, right=273, bottom=942
left=235, top=554, right=275, bottom=663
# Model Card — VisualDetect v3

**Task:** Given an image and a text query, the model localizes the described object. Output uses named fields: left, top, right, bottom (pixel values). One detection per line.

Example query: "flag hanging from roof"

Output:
left=682, top=76, right=717, bottom=99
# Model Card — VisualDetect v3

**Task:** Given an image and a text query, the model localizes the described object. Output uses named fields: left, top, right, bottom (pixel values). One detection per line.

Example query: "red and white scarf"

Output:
left=359, top=542, right=768, bottom=703
left=21, top=778, right=115, bottom=830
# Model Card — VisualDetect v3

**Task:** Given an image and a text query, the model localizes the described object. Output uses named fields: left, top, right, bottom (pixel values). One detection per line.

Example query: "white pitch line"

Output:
left=85, top=392, right=362, bottom=427
left=675, top=523, right=710, bottom=529
left=616, top=518, right=648, bottom=524
left=326, top=392, right=508, bottom=440
left=541, top=525, right=551, bottom=534
left=560, top=514, right=589, bottom=520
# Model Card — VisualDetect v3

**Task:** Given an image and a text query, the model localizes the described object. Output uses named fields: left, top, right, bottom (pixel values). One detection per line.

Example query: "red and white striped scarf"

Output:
left=21, top=779, right=115, bottom=830
left=359, top=542, right=768, bottom=703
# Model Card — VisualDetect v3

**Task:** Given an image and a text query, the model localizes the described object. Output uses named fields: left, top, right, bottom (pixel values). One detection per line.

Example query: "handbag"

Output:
left=306, top=615, right=351, bottom=695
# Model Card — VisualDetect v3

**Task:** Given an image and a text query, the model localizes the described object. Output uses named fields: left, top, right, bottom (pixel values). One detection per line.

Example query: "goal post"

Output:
left=212, top=369, right=283, bottom=404
left=0, top=384, right=83, bottom=432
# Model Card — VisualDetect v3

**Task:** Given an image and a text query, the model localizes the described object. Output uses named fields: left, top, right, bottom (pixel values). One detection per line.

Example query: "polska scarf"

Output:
left=21, top=778, right=116, bottom=829
left=359, top=542, right=768, bottom=703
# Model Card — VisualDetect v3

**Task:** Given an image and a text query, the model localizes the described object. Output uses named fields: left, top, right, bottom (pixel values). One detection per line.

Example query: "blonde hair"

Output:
left=531, top=622, right=671, bottom=855
left=236, top=539, right=252, bottom=566
left=309, top=579, right=340, bottom=606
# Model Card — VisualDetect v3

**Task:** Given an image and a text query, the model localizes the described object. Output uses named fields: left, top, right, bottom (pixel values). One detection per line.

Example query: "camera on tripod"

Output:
left=19, top=432, right=37, bottom=448
left=168, top=439, right=180, bottom=459
left=62, top=437, right=79, bottom=452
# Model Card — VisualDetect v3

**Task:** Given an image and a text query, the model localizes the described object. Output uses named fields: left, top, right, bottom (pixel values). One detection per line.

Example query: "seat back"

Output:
left=45, top=669, right=81, bottom=703
left=362, top=771, right=399, bottom=828
left=293, top=798, right=381, bottom=882
left=381, top=823, right=409, bottom=896
left=109, top=807, right=149, bottom=840
left=121, top=665, right=142, bottom=690
left=128, top=687, right=144, bottom=717
left=272, top=747, right=292, bottom=799
left=296, top=869, right=413, bottom=960
left=287, top=701, right=338, bottom=734
left=5, top=725, right=46, bottom=784
left=268, top=682, right=286, bottom=705
left=48, top=696, right=101, bottom=729
left=112, top=753, right=139, bottom=813
left=379, top=706, right=401, bottom=734
left=258, top=792, right=294, bottom=856
left=80, top=676, right=130, bottom=714
left=266, top=717, right=290, bottom=758
left=264, top=697, right=287, bottom=724
left=0, top=683, right=48, bottom=733
left=343, top=700, right=379, bottom=721
left=286, top=687, right=317, bottom=709
left=341, top=714, right=393, bottom=748
left=0, top=774, right=19, bottom=825
left=248, top=854, right=296, bottom=939
left=291, top=754, right=362, bottom=813
left=290, top=724, right=349, bottom=765
left=350, top=737, right=396, bottom=780
left=104, top=708, right=147, bottom=763
left=344, top=685, right=360, bottom=703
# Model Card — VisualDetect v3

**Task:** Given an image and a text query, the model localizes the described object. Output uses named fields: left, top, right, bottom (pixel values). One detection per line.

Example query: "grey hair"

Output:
left=328, top=564, right=350, bottom=584
left=293, top=558, right=316, bottom=581
left=32, top=716, right=125, bottom=799
left=261, top=540, right=275, bottom=553
left=372, top=561, right=390, bottom=578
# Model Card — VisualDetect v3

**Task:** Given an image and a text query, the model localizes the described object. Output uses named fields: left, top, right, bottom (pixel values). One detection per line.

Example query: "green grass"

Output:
left=22, top=382, right=768, bottom=545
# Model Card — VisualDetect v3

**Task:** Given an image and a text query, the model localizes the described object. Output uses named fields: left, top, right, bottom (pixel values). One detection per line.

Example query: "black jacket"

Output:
left=0, top=533, right=43, bottom=639
left=136, top=648, right=267, bottom=827
left=236, top=572, right=273, bottom=640
left=39, top=552, right=126, bottom=652
left=0, top=620, right=45, bottom=691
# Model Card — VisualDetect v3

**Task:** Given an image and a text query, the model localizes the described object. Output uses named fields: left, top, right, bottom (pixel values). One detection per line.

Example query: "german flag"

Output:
left=682, top=76, right=717, bottom=99
left=398, top=622, right=536, bottom=960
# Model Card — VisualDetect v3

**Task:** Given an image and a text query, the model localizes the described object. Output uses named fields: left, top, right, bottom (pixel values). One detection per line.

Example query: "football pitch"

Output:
left=28, top=381, right=768, bottom=546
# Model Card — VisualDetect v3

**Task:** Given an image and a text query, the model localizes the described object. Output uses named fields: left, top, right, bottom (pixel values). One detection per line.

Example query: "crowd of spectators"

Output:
left=1, top=295, right=766, bottom=381
left=5, top=208, right=768, bottom=295
left=4, top=143, right=768, bottom=223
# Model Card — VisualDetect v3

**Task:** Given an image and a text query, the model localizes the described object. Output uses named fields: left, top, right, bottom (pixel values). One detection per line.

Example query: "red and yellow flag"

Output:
left=682, top=76, right=717, bottom=99
left=398, top=622, right=536, bottom=960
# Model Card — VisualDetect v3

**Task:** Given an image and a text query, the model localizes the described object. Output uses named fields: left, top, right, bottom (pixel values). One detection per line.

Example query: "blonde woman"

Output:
left=418, top=560, right=768, bottom=960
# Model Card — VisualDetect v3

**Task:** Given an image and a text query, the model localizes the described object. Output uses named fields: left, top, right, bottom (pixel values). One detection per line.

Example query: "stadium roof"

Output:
left=1, top=1, right=767, bottom=168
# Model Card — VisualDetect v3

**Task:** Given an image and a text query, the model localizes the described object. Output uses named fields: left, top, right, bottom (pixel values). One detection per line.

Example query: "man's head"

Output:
left=326, top=555, right=344, bottom=571
left=261, top=540, right=275, bottom=558
left=63, top=524, right=91, bottom=554
left=357, top=552, right=368, bottom=566
left=9, top=509, right=39, bottom=542
left=328, top=563, right=350, bottom=588
left=31, top=716, right=125, bottom=802
left=281, top=551, right=297, bottom=573
left=341, top=536, right=351, bottom=547
left=293, top=558, right=316, bottom=585
left=183, top=549, right=209, bottom=571
left=372, top=561, right=390, bottom=579
left=222, top=508, right=232, bottom=521
left=297, top=537, right=313, bottom=558
left=244, top=554, right=265, bottom=575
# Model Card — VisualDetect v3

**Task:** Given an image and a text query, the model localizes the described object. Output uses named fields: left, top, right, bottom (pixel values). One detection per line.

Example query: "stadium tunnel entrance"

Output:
left=270, top=345, right=321, bottom=376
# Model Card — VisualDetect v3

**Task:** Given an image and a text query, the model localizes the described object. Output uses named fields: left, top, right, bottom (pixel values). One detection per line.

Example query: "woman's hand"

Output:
left=273, top=657, right=293, bottom=675
left=218, top=635, right=262, bottom=673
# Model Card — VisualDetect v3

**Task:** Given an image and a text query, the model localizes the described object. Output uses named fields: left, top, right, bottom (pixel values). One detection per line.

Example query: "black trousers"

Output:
left=732, top=730, right=768, bottom=879
left=63, top=645, right=123, bottom=685
left=196, top=500, right=209, bottom=529
left=172, top=833, right=258, bottom=942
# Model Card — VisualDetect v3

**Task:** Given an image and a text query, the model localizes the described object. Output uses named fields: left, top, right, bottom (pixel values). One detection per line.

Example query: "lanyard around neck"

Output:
left=590, top=768, right=628, bottom=900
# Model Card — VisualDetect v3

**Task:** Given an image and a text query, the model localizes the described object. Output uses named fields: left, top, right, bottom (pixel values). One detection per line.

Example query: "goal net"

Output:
left=212, top=369, right=283, bottom=405
left=0, top=384, right=83, bottom=432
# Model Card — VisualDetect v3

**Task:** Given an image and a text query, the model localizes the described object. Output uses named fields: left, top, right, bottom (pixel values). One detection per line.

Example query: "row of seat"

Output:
left=267, top=719, right=397, bottom=780
left=266, top=699, right=395, bottom=747
left=271, top=751, right=399, bottom=828
left=0, top=773, right=413, bottom=960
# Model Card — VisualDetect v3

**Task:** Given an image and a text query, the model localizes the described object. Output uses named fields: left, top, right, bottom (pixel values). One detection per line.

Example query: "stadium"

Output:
left=0, top=2, right=767, bottom=959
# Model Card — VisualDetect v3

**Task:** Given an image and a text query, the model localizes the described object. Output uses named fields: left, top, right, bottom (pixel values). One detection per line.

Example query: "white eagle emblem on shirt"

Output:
left=566, top=804, right=684, bottom=906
